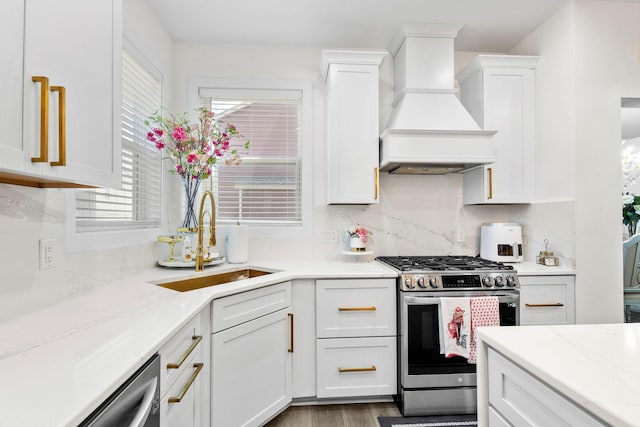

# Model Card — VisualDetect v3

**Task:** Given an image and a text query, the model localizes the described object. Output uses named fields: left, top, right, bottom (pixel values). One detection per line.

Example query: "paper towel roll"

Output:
left=226, top=223, right=248, bottom=263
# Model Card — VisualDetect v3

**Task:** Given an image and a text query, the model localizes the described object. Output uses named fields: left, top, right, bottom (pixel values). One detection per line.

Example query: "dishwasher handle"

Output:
left=130, top=377, right=158, bottom=427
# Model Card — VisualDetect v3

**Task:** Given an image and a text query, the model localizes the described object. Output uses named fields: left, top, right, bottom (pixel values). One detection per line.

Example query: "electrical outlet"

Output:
left=39, top=239, right=56, bottom=270
left=320, top=229, right=338, bottom=243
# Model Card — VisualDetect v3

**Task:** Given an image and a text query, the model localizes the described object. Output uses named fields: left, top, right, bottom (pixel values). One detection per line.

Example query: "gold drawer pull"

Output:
left=525, top=303, right=564, bottom=307
left=288, top=312, right=294, bottom=353
left=49, top=86, right=66, bottom=166
left=487, top=167, right=493, bottom=200
left=167, top=335, right=202, bottom=369
left=338, top=306, right=377, bottom=311
left=339, top=365, right=377, bottom=373
left=374, top=167, right=379, bottom=200
left=31, top=76, right=49, bottom=163
left=168, top=363, right=203, bottom=403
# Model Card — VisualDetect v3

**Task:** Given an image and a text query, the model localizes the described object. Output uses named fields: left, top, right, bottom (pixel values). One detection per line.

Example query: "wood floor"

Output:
left=265, top=402, right=401, bottom=427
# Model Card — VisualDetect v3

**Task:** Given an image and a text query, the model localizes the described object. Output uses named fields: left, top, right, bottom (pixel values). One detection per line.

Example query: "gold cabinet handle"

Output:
left=167, top=335, right=202, bottom=369
left=487, top=167, right=493, bottom=200
left=374, top=167, right=379, bottom=200
left=339, top=365, right=377, bottom=373
left=31, top=76, right=49, bottom=163
left=288, top=312, right=294, bottom=353
left=525, top=303, right=564, bottom=307
left=49, top=86, right=66, bottom=166
left=168, top=363, right=203, bottom=403
left=338, top=306, right=377, bottom=311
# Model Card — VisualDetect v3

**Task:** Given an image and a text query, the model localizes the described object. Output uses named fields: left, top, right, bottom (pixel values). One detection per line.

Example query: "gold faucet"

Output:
left=195, top=191, right=216, bottom=272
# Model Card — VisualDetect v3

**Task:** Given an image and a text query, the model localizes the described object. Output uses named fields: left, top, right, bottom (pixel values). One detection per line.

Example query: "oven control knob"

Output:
left=404, top=276, right=415, bottom=289
left=506, top=275, right=517, bottom=287
left=494, top=275, right=505, bottom=287
left=482, top=276, right=494, bottom=287
left=428, top=277, right=438, bottom=288
left=416, top=276, right=426, bottom=288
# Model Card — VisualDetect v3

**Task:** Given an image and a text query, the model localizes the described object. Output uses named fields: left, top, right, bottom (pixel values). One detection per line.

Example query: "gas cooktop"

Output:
left=376, top=255, right=514, bottom=272
left=376, top=255, right=519, bottom=291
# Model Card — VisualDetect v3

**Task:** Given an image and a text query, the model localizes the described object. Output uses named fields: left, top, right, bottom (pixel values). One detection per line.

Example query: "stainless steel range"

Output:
left=376, top=255, right=520, bottom=416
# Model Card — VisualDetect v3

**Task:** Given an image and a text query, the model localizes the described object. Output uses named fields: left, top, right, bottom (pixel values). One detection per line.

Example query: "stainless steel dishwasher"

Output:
left=79, top=354, right=160, bottom=427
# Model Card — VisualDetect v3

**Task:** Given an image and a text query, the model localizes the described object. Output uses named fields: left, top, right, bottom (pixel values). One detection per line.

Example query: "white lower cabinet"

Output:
left=211, top=282, right=292, bottom=427
left=315, top=278, right=397, bottom=399
left=488, top=348, right=604, bottom=426
left=291, top=279, right=317, bottom=399
left=519, top=275, right=575, bottom=325
left=316, top=336, right=396, bottom=398
left=159, top=310, right=209, bottom=427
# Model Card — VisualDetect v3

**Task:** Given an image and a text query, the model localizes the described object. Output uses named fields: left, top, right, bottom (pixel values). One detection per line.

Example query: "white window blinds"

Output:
left=75, top=49, right=162, bottom=232
left=200, top=88, right=302, bottom=226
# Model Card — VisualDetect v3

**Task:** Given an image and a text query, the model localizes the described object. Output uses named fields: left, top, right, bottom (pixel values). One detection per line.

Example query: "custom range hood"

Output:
left=379, top=24, right=496, bottom=175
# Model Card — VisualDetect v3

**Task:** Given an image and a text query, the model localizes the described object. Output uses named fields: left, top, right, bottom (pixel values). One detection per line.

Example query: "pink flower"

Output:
left=187, top=152, right=197, bottom=163
left=172, top=126, right=187, bottom=141
left=214, top=149, right=222, bottom=157
left=155, top=141, right=165, bottom=149
left=146, top=131, right=156, bottom=141
left=153, top=128, right=163, bottom=136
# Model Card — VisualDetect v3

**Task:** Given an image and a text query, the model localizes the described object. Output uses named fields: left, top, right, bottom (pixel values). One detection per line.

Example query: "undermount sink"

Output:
left=157, top=268, right=273, bottom=292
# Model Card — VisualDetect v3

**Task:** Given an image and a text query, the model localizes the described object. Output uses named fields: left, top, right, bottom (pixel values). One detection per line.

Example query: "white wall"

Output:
left=572, top=0, right=640, bottom=323
left=0, top=0, right=174, bottom=322
left=168, top=43, right=576, bottom=267
left=508, top=0, right=640, bottom=324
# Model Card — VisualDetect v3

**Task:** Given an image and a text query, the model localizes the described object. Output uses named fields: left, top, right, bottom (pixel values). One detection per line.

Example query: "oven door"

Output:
left=400, top=291, right=519, bottom=389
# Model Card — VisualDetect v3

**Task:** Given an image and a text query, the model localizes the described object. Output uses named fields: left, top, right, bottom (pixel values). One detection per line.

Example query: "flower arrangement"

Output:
left=347, top=225, right=372, bottom=243
left=145, top=107, right=249, bottom=179
left=623, top=193, right=640, bottom=235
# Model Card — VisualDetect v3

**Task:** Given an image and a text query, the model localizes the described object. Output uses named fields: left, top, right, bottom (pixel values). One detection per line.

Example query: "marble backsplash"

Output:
left=0, top=176, right=575, bottom=321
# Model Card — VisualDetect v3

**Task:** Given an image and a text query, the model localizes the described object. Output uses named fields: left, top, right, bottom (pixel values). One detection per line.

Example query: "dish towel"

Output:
left=468, top=296, right=500, bottom=364
left=440, top=297, right=471, bottom=358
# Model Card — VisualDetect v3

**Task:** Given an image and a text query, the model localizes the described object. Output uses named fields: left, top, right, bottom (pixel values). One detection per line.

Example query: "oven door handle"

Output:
left=404, top=297, right=440, bottom=305
left=404, top=295, right=519, bottom=305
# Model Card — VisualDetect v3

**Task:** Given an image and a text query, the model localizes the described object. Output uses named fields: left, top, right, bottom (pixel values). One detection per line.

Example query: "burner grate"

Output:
left=376, top=255, right=514, bottom=272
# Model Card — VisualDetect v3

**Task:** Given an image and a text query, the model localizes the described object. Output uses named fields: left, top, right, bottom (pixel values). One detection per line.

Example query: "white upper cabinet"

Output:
left=322, top=50, right=386, bottom=204
left=0, top=0, right=122, bottom=188
left=0, top=0, right=26, bottom=174
left=456, top=55, right=538, bottom=204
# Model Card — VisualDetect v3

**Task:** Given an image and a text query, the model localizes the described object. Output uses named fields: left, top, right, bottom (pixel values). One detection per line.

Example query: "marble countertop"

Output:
left=506, top=261, right=576, bottom=275
left=0, top=259, right=396, bottom=427
left=478, top=323, right=640, bottom=427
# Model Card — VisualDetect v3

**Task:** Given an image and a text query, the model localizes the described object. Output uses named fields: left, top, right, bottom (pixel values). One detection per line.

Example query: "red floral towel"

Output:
left=468, top=296, right=500, bottom=364
left=440, top=297, right=471, bottom=359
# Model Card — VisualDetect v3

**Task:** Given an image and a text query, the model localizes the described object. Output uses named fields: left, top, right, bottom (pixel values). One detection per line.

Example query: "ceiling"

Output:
left=146, top=0, right=570, bottom=52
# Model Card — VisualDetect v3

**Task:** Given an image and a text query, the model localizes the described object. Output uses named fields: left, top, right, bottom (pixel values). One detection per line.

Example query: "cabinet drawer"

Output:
left=316, top=336, right=396, bottom=398
left=159, top=313, right=203, bottom=398
left=160, top=347, right=204, bottom=427
left=488, top=349, right=604, bottom=426
left=488, top=405, right=511, bottom=427
left=316, top=279, right=395, bottom=338
left=212, top=281, right=291, bottom=332
left=519, top=275, right=575, bottom=325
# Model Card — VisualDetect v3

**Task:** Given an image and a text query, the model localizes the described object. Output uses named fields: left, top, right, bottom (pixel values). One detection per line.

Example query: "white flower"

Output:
left=624, top=194, right=635, bottom=204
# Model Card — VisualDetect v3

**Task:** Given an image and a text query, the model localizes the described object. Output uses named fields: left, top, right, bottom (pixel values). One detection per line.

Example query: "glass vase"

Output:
left=181, top=176, right=201, bottom=231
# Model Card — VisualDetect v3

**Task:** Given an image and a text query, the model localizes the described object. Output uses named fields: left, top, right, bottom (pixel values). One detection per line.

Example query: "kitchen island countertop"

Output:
left=477, top=323, right=640, bottom=427
left=0, top=259, right=396, bottom=427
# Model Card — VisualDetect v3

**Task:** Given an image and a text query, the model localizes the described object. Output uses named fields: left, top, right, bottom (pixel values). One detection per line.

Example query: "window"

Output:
left=193, top=81, right=311, bottom=231
left=73, top=48, right=162, bottom=233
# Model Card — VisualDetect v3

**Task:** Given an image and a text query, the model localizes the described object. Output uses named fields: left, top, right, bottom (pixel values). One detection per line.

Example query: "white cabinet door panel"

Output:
left=212, top=308, right=292, bottom=427
left=488, top=349, right=604, bottom=426
left=316, top=279, right=396, bottom=338
left=316, top=336, right=396, bottom=398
